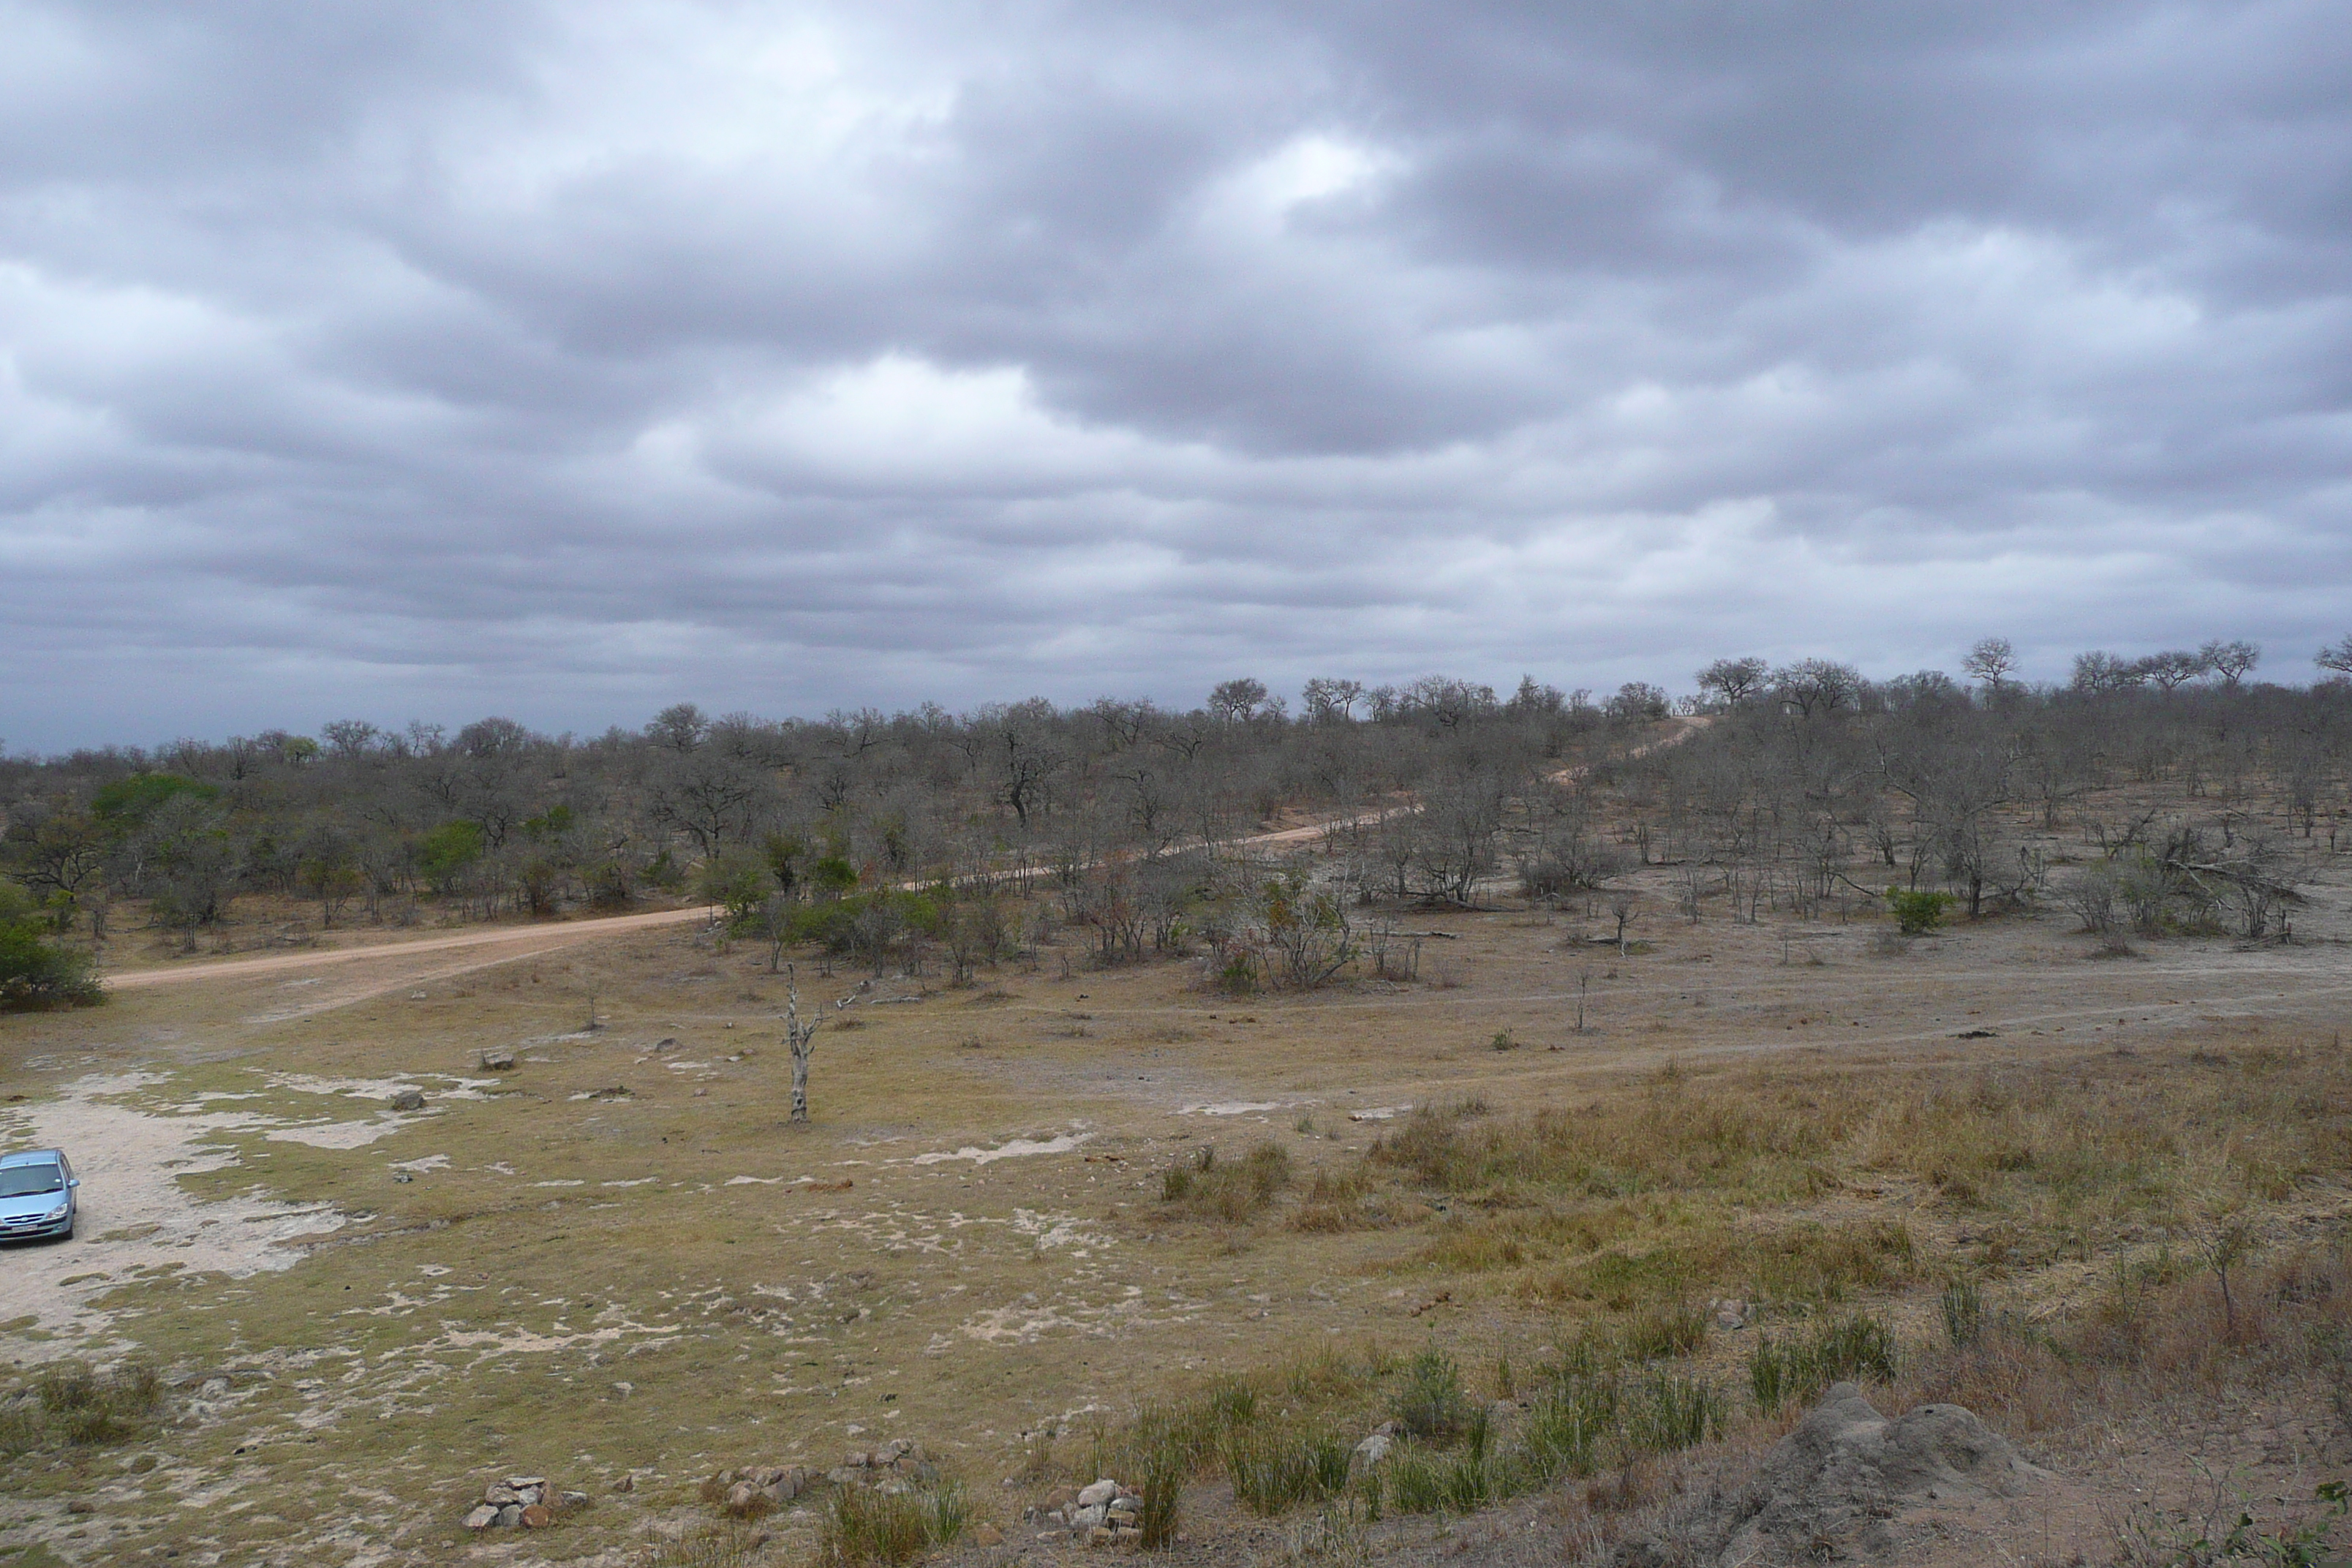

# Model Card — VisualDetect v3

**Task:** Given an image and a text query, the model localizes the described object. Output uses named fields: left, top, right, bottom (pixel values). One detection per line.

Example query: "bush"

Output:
left=0, top=918, right=102, bottom=1011
left=1885, top=886, right=1955, bottom=935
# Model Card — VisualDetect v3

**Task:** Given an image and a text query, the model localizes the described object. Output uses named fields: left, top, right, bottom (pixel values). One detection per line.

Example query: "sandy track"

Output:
left=99, top=906, right=709, bottom=992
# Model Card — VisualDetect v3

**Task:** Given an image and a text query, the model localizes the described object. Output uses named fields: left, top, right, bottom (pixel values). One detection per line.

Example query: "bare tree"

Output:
left=645, top=702, right=710, bottom=753
left=1961, top=637, right=2017, bottom=691
left=783, top=965, right=871, bottom=1125
left=2138, top=649, right=2209, bottom=691
left=1770, top=659, right=1862, bottom=716
left=2316, top=634, right=2352, bottom=677
left=2200, top=639, right=2261, bottom=686
left=1695, top=657, right=1768, bottom=709
left=1208, top=678, right=1270, bottom=723
left=1301, top=678, right=1363, bottom=723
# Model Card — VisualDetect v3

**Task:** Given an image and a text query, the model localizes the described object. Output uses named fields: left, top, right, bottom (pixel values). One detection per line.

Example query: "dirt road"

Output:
left=100, top=905, right=711, bottom=992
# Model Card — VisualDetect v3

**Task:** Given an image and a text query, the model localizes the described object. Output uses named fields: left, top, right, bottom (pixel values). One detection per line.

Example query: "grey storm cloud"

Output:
left=2, top=0, right=2348, bottom=747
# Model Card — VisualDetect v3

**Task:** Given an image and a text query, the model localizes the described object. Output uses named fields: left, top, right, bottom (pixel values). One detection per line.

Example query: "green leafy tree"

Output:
left=416, top=821, right=486, bottom=894
left=0, top=882, right=102, bottom=1011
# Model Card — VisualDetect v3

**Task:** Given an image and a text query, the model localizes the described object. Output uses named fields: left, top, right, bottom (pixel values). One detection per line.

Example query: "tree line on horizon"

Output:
left=3, top=632, right=2346, bottom=1007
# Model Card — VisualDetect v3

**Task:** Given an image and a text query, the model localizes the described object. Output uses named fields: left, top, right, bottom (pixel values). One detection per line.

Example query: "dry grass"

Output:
left=4, top=833, right=2348, bottom=1567
left=1160, top=1140, right=1293, bottom=1223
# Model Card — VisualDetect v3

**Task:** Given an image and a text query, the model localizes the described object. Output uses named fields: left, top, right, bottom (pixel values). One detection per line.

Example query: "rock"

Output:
left=562, top=1490, right=589, bottom=1509
left=655, top=1037, right=680, bottom=1051
left=1069, top=1504, right=1109, bottom=1531
left=65, top=1501, right=93, bottom=1515
left=1042, top=1486, right=1077, bottom=1512
left=845, top=1450, right=873, bottom=1469
left=199, top=1378, right=230, bottom=1399
left=496, top=1504, right=523, bottom=1528
left=520, top=1504, right=552, bottom=1529
left=480, top=1049, right=516, bottom=1071
left=614, top=1474, right=635, bottom=1494
left=1352, top=1432, right=1392, bottom=1470
left=1077, top=1478, right=1120, bottom=1508
left=1712, top=1297, right=1749, bottom=1330
left=464, top=1506, right=500, bottom=1531
left=973, top=1523, right=1004, bottom=1547
left=1086, top=1526, right=1115, bottom=1548
left=727, top=1482, right=763, bottom=1514
left=389, top=1089, right=427, bottom=1112
left=483, top=1485, right=521, bottom=1506
left=1618, top=1382, right=2054, bottom=1567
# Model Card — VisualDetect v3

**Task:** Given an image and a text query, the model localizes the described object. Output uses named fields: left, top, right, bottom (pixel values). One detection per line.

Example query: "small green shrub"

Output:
left=1885, top=886, right=1955, bottom=935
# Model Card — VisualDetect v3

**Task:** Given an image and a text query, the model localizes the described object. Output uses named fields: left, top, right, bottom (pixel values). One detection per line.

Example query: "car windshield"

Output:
left=0, top=1165, right=64, bottom=1197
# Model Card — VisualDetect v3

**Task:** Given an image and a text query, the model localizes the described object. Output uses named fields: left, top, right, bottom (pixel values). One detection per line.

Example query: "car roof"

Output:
left=0, top=1150, right=65, bottom=1167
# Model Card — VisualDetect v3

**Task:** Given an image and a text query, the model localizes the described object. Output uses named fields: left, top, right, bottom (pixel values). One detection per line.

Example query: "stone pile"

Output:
left=463, top=1475, right=585, bottom=1530
left=829, top=1437, right=936, bottom=1490
left=1026, top=1477, right=1142, bottom=1544
left=706, top=1463, right=815, bottom=1517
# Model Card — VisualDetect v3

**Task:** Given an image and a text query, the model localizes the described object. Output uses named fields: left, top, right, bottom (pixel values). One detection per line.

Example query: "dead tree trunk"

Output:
left=783, top=965, right=871, bottom=1125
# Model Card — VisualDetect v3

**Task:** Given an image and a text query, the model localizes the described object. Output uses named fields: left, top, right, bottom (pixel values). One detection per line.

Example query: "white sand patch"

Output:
left=726, top=1175, right=785, bottom=1186
left=388, top=1155, right=450, bottom=1173
left=405, top=1318, right=684, bottom=1369
left=600, top=1177, right=658, bottom=1188
left=532, top=1180, right=586, bottom=1187
left=266, top=1117, right=409, bottom=1150
left=264, top=1071, right=497, bottom=1101
left=902, top=1133, right=1090, bottom=1167
left=0, top=1074, right=345, bottom=1348
left=1010, top=1208, right=1107, bottom=1250
left=1347, top=1105, right=1411, bottom=1121
left=1177, top=1101, right=1282, bottom=1116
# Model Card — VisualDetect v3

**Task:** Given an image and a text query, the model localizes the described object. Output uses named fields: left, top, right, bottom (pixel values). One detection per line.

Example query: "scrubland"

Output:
left=3, top=687, right=2351, bottom=1567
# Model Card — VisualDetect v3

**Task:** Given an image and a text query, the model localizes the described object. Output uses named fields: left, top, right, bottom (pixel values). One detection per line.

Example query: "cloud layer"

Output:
left=4, top=1, right=2348, bottom=747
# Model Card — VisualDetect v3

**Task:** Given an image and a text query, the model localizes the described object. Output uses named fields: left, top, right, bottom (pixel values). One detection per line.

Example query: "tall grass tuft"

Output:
left=1941, top=1278, right=1984, bottom=1348
left=1221, top=1427, right=1352, bottom=1515
left=1623, top=1370, right=1724, bottom=1455
left=1162, top=1142, right=1292, bottom=1222
left=1388, top=1348, right=1469, bottom=1442
left=818, top=1481, right=968, bottom=1568
left=1749, top=1313, right=1899, bottom=1412
left=0, top=1362, right=166, bottom=1453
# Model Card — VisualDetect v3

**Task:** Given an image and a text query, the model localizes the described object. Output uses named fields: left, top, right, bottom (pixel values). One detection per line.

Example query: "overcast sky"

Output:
left=4, top=1, right=2348, bottom=749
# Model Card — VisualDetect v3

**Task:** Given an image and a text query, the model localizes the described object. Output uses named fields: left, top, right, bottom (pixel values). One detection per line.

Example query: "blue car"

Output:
left=0, top=1148, right=80, bottom=1243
